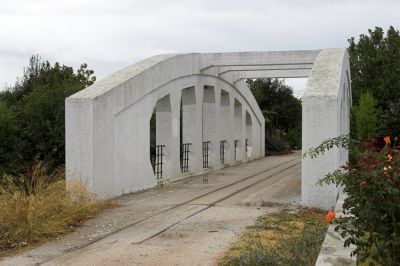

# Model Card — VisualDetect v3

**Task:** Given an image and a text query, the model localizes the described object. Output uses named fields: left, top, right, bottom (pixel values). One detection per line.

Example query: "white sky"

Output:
left=1, top=0, right=399, bottom=96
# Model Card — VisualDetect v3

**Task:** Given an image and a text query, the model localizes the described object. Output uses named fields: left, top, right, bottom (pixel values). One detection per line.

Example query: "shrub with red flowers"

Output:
left=304, top=135, right=400, bottom=265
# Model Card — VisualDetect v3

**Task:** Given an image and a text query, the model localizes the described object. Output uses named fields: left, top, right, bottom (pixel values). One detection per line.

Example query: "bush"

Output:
left=0, top=163, right=114, bottom=251
left=0, top=55, right=96, bottom=175
left=0, top=103, right=21, bottom=176
left=354, top=92, right=380, bottom=140
left=305, top=136, right=400, bottom=265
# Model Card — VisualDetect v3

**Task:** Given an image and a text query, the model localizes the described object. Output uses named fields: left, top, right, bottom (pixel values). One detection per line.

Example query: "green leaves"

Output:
left=309, top=135, right=400, bottom=265
left=354, top=92, right=380, bottom=140
left=303, top=135, right=352, bottom=159
left=0, top=55, right=96, bottom=175
left=349, top=26, right=400, bottom=111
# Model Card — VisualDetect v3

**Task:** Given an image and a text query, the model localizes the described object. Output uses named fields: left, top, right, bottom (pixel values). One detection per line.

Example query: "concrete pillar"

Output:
left=245, top=110, right=253, bottom=160
left=193, top=79, right=204, bottom=173
left=219, top=89, right=232, bottom=165
left=170, top=93, right=182, bottom=178
left=181, top=86, right=197, bottom=173
left=202, top=85, right=217, bottom=168
left=156, top=95, right=172, bottom=179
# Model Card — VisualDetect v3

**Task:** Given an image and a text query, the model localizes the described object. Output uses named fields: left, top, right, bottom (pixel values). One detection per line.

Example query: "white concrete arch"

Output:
left=66, top=49, right=351, bottom=209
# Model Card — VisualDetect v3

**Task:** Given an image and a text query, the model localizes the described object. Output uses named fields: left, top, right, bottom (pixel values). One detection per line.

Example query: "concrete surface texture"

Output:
left=66, top=49, right=351, bottom=209
left=0, top=153, right=302, bottom=266
left=316, top=194, right=356, bottom=265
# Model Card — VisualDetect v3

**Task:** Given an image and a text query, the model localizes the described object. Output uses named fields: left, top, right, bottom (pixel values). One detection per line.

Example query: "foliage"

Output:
left=248, top=78, right=301, bottom=132
left=354, top=92, right=380, bottom=140
left=218, top=209, right=327, bottom=266
left=0, top=55, right=95, bottom=175
left=0, top=103, right=21, bottom=175
left=286, top=127, right=301, bottom=148
left=305, top=136, right=400, bottom=265
left=247, top=78, right=302, bottom=148
left=0, top=163, right=115, bottom=252
left=302, top=134, right=353, bottom=159
left=380, top=101, right=400, bottom=138
left=348, top=26, right=400, bottom=110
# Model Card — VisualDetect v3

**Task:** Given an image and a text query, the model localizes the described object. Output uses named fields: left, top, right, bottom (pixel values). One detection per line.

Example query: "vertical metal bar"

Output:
left=234, top=140, right=238, bottom=161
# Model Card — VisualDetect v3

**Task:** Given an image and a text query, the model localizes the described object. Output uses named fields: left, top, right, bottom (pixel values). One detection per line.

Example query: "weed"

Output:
left=218, top=208, right=327, bottom=266
left=0, top=163, right=115, bottom=252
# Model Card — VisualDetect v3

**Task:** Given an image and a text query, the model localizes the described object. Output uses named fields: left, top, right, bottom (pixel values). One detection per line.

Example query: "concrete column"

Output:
left=170, top=93, right=182, bottom=178
left=202, top=85, right=217, bottom=168
left=182, top=86, right=197, bottom=174
left=219, top=89, right=232, bottom=165
left=193, top=79, right=204, bottom=173
left=156, top=95, right=173, bottom=179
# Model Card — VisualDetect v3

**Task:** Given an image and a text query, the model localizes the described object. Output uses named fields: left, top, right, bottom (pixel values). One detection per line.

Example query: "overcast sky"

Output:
left=1, top=0, right=399, bottom=95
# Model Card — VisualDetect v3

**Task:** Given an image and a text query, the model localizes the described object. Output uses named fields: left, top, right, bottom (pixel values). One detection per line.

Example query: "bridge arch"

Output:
left=66, top=49, right=351, bottom=209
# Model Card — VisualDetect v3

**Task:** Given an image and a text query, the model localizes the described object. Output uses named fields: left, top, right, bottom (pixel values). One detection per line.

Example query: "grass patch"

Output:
left=218, top=208, right=328, bottom=266
left=0, top=163, right=115, bottom=254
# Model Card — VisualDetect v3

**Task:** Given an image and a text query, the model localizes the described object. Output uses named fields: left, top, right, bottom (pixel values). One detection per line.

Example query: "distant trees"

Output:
left=0, top=55, right=95, bottom=176
left=247, top=78, right=302, bottom=148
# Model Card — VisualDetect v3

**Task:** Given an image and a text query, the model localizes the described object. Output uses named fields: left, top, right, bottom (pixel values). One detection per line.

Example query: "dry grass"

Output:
left=0, top=163, right=115, bottom=253
left=218, top=208, right=328, bottom=266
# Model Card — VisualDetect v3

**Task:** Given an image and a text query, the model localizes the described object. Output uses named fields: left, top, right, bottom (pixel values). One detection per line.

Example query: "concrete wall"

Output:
left=66, top=49, right=350, bottom=209
left=301, top=49, right=351, bottom=209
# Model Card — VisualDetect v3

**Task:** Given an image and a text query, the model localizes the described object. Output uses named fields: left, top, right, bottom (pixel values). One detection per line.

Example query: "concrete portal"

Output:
left=66, top=49, right=351, bottom=210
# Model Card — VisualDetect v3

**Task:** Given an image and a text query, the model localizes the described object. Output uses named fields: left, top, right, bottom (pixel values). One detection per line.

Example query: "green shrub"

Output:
left=0, top=103, right=21, bottom=176
left=354, top=92, right=380, bottom=140
left=305, top=136, right=400, bottom=265
left=0, top=56, right=95, bottom=174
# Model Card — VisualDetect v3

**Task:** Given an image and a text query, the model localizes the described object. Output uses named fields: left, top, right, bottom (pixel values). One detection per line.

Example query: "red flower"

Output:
left=326, top=211, right=335, bottom=224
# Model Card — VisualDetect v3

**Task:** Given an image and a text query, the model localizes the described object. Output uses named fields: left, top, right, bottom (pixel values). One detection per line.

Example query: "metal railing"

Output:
left=180, top=143, right=191, bottom=173
left=202, top=141, right=211, bottom=168
left=234, top=140, right=239, bottom=161
left=154, top=145, right=165, bottom=180
left=220, top=140, right=227, bottom=165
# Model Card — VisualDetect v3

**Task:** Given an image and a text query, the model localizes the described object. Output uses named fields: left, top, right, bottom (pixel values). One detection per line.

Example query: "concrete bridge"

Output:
left=66, top=48, right=351, bottom=210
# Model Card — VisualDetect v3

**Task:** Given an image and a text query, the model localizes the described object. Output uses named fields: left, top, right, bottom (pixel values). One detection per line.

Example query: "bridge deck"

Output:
left=1, top=152, right=301, bottom=266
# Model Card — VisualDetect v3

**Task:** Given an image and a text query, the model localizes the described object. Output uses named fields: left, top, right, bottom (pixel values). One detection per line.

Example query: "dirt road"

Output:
left=1, top=152, right=301, bottom=266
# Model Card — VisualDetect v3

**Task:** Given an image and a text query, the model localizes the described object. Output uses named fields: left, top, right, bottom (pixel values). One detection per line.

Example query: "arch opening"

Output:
left=149, top=94, right=172, bottom=180
left=245, top=111, right=252, bottom=158
left=234, top=99, right=243, bottom=161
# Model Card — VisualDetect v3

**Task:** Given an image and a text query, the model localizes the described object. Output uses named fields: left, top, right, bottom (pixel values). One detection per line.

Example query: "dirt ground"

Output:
left=0, top=152, right=301, bottom=266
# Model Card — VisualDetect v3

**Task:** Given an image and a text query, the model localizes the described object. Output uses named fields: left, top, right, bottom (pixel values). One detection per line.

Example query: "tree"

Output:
left=0, top=55, right=96, bottom=174
left=354, top=92, right=380, bottom=140
left=247, top=78, right=302, bottom=148
left=247, top=78, right=301, bottom=132
left=0, top=103, right=21, bottom=175
left=348, top=26, right=400, bottom=110
left=380, top=101, right=400, bottom=137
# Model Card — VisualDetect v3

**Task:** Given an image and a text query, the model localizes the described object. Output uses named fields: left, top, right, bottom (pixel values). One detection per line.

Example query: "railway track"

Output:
left=34, top=157, right=301, bottom=265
